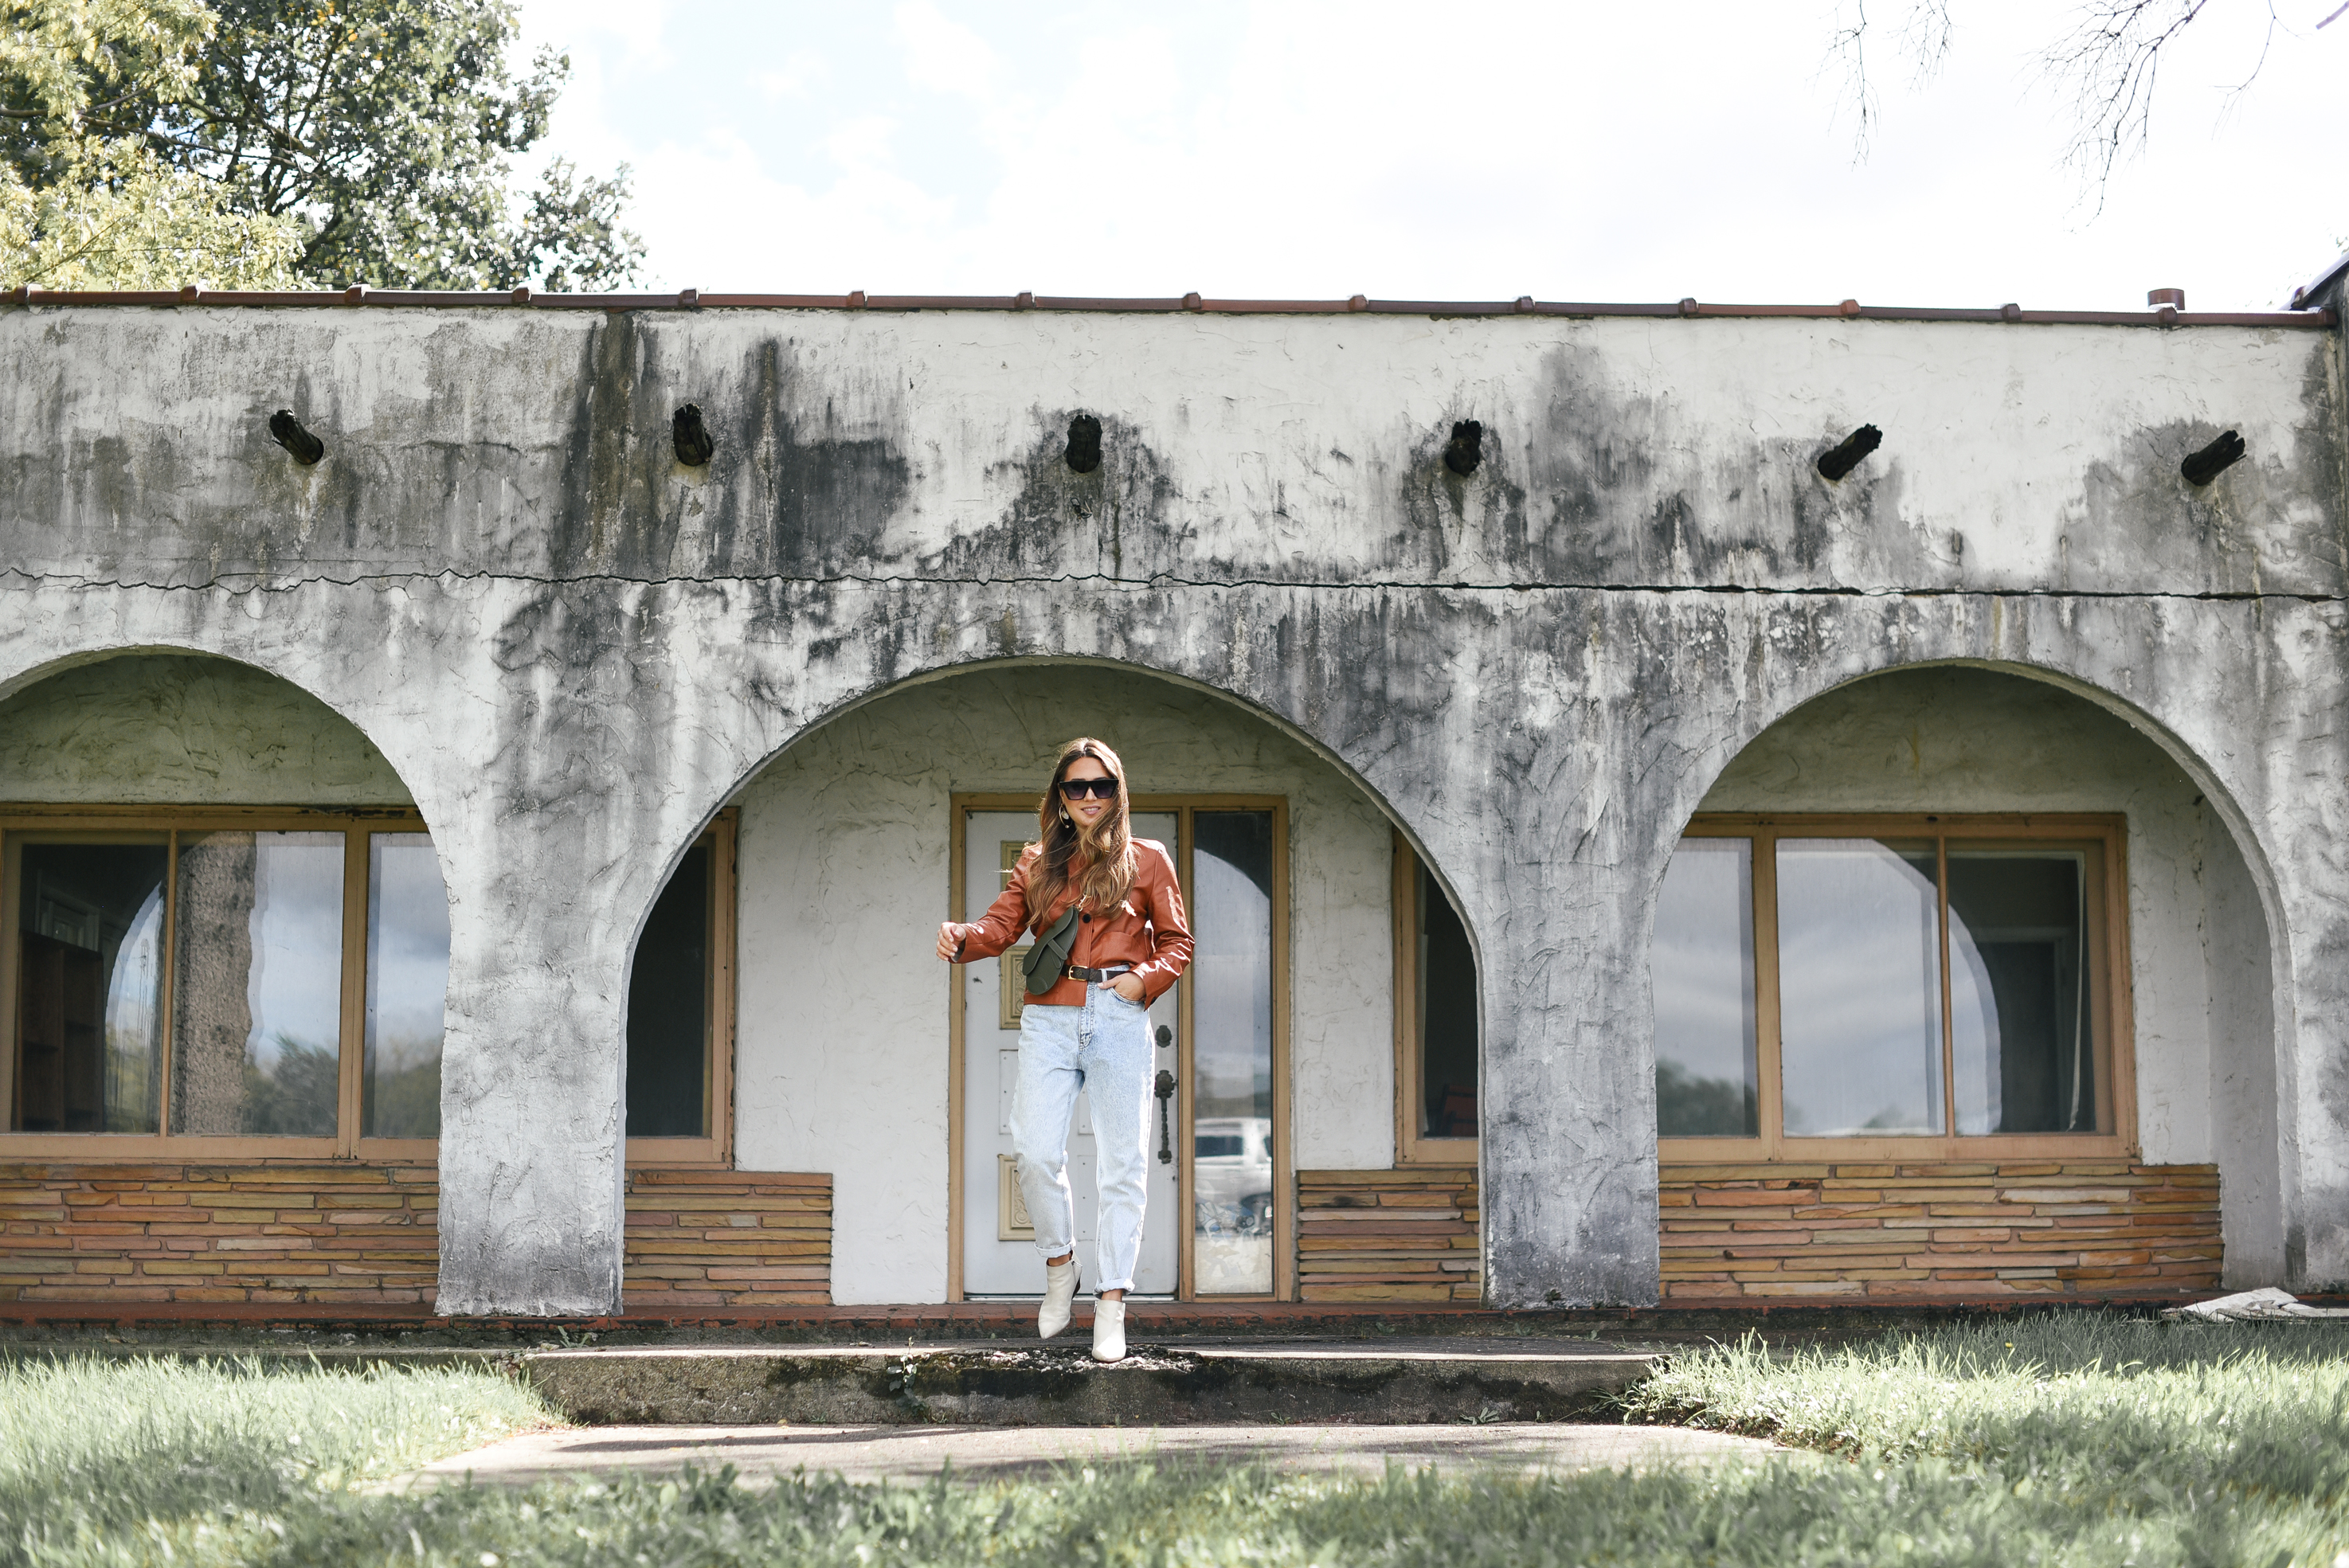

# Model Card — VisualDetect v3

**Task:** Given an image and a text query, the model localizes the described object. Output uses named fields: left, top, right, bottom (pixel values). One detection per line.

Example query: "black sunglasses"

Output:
left=1058, top=776, right=1119, bottom=800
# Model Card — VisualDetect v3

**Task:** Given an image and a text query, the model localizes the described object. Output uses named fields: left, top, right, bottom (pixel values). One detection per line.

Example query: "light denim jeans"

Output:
left=1008, top=981, right=1154, bottom=1292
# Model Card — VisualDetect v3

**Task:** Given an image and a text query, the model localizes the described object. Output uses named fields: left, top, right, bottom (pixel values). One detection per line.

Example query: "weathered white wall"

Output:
left=731, top=663, right=1397, bottom=1304
left=0, top=653, right=412, bottom=804
left=1699, top=664, right=2280, bottom=1269
left=1, top=302, right=2341, bottom=1311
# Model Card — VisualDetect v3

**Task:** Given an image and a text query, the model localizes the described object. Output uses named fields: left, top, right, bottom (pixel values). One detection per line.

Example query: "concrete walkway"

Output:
left=400, top=1422, right=1784, bottom=1488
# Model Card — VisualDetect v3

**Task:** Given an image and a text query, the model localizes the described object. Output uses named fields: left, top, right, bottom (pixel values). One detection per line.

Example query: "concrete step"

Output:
left=520, top=1337, right=1658, bottom=1426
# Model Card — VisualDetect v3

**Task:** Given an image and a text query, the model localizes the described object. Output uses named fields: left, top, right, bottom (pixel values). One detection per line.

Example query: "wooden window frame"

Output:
left=0, top=804, right=429, bottom=1159
left=1662, top=812, right=2137, bottom=1163
left=946, top=793, right=1293, bottom=1303
left=624, top=811, right=738, bottom=1169
left=1394, top=830, right=1478, bottom=1165
left=0, top=804, right=738, bottom=1167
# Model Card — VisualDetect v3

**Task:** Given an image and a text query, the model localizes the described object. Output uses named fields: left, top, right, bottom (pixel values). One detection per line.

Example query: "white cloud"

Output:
left=893, top=1, right=1004, bottom=99
left=759, top=52, right=829, bottom=100
left=513, top=0, right=2348, bottom=309
left=517, top=0, right=673, bottom=65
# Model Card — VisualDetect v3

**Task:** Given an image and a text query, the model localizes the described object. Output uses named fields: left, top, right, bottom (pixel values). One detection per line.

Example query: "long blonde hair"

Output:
left=1026, top=737, right=1137, bottom=925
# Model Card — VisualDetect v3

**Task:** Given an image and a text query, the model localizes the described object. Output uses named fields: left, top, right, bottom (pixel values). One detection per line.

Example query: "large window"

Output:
left=1655, top=815, right=2131, bottom=1157
left=2, top=810, right=446, bottom=1156
left=1395, top=835, right=1478, bottom=1161
left=3, top=807, right=738, bottom=1163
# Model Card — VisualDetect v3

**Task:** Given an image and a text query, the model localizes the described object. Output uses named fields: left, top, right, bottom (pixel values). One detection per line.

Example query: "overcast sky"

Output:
left=513, top=1, right=2343, bottom=313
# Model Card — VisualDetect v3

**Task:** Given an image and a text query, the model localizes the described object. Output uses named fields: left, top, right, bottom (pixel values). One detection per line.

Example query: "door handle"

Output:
left=1153, top=1069, right=1176, bottom=1164
left=1155, top=1024, right=1173, bottom=1050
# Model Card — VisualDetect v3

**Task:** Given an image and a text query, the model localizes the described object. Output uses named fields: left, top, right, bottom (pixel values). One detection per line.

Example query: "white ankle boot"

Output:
left=1038, top=1259, right=1079, bottom=1339
left=1090, top=1296, right=1126, bottom=1362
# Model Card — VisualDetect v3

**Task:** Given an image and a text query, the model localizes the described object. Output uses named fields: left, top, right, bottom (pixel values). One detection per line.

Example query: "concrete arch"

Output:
left=646, top=651, right=1482, bottom=964
left=0, top=643, right=432, bottom=821
left=1639, top=640, right=2299, bottom=1288
left=681, top=652, right=1485, bottom=1304
left=1670, top=653, right=2289, bottom=940
left=621, top=651, right=1477, bottom=967
left=0, top=610, right=476, bottom=854
left=611, top=633, right=1493, bottom=1124
left=1653, top=650, right=2292, bottom=1030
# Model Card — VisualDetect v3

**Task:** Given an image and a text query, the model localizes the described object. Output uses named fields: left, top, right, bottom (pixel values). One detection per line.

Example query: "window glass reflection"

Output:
left=1192, top=811, right=1274, bottom=1294
left=14, top=840, right=167, bottom=1132
left=171, top=831, right=344, bottom=1136
left=365, top=833, right=448, bottom=1139
left=1654, top=838, right=1758, bottom=1136
left=1948, top=850, right=2094, bottom=1135
left=1776, top=839, right=1943, bottom=1136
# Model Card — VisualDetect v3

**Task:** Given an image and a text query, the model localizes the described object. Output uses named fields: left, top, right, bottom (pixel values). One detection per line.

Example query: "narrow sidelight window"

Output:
left=627, top=839, right=711, bottom=1139
left=1393, top=839, right=1480, bottom=1158
left=1192, top=810, right=1277, bottom=1294
left=1415, top=860, right=1478, bottom=1140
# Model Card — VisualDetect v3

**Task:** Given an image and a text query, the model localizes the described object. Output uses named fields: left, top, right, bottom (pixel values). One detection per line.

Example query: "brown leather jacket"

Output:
left=953, top=839, right=1193, bottom=1007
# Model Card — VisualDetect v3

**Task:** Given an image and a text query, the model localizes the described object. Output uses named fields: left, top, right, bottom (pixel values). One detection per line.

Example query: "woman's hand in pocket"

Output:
left=1110, top=973, right=1145, bottom=1004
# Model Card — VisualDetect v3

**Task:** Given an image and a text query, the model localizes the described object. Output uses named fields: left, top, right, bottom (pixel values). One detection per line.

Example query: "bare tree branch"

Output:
left=2041, top=1, right=2215, bottom=208
left=1832, top=2, right=2302, bottom=213
left=1826, top=0, right=1956, bottom=162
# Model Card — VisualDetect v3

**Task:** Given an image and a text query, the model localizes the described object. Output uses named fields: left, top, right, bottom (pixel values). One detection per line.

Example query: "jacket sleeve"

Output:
left=953, top=845, right=1035, bottom=962
left=1132, top=844, right=1194, bottom=1004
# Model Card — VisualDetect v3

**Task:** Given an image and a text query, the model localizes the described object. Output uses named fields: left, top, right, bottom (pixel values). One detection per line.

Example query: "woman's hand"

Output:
left=1110, top=972, right=1145, bottom=1003
left=936, top=922, right=965, bottom=961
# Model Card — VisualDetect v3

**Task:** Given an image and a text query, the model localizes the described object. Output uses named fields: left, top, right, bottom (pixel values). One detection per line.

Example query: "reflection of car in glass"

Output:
left=1192, top=1116, right=1273, bottom=1236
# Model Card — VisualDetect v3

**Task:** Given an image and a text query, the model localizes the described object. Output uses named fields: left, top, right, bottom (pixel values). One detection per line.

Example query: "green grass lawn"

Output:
left=4, top=1316, right=2347, bottom=1566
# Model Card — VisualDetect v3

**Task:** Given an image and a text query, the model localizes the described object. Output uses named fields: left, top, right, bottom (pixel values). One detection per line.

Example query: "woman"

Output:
left=938, top=738, right=1192, bottom=1361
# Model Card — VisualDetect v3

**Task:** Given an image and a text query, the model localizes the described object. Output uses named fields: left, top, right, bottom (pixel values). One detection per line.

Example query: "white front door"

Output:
left=959, top=811, right=1181, bottom=1296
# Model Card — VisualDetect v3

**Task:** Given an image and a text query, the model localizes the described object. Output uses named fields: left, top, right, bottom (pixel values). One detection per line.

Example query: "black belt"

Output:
left=1064, top=963, right=1133, bottom=983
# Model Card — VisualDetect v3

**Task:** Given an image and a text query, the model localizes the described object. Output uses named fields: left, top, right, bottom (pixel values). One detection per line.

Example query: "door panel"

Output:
left=960, top=811, right=1180, bottom=1296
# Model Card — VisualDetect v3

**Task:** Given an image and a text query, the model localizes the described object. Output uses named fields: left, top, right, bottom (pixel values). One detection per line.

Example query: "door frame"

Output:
left=947, top=792, right=1292, bottom=1302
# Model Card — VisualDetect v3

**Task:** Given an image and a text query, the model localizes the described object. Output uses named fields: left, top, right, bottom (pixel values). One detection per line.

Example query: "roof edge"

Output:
left=0, top=282, right=2335, bottom=328
left=2288, top=251, right=2349, bottom=315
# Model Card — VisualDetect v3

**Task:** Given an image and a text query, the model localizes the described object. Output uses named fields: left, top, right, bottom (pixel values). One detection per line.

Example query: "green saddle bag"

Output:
left=1020, top=905, right=1082, bottom=998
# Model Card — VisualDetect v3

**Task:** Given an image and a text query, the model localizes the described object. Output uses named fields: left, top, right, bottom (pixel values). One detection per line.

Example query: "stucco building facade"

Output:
left=1, top=270, right=2343, bottom=1316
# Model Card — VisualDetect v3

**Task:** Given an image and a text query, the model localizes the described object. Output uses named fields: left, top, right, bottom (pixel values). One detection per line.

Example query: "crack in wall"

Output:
left=0, top=565, right=2336, bottom=604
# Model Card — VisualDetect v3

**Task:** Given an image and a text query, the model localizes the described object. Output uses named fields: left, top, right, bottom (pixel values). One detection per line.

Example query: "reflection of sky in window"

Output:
left=105, top=886, right=163, bottom=1049
left=1948, top=901, right=2002, bottom=1135
left=1653, top=839, right=1754, bottom=1091
left=105, top=885, right=165, bottom=1129
left=368, top=835, right=449, bottom=1066
left=244, top=834, right=345, bottom=1069
left=1776, top=840, right=1942, bottom=1136
left=1192, top=843, right=1270, bottom=1115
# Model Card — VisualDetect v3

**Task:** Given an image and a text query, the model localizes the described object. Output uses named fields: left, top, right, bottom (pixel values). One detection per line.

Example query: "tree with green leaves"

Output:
left=1, top=0, right=302, bottom=287
left=2, top=0, right=640, bottom=290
